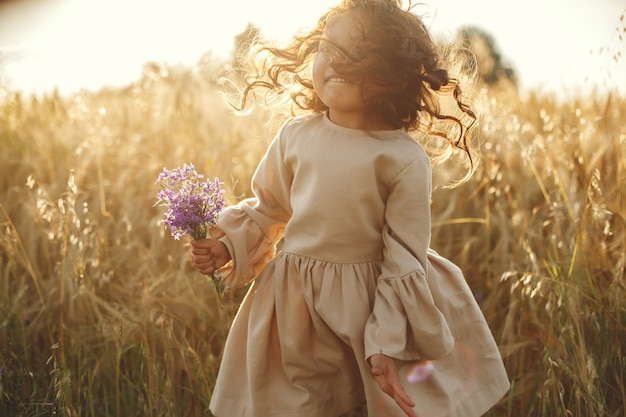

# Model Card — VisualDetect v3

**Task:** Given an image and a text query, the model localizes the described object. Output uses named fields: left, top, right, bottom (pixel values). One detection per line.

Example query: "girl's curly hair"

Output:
left=238, top=0, right=477, bottom=174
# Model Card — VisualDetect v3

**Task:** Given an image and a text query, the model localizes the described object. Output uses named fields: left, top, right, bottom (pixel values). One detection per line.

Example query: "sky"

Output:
left=0, top=0, right=624, bottom=97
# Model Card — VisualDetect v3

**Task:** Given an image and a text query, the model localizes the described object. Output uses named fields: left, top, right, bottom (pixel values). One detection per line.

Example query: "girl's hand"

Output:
left=190, top=238, right=231, bottom=276
left=369, top=353, right=417, bottom=417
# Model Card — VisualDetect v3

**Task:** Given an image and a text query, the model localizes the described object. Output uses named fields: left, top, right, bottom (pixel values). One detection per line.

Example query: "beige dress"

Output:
left=209, top=113, right=510, bottom=417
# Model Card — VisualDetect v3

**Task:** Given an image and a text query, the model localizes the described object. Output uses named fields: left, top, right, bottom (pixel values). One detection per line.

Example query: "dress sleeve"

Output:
left=211, top=125, right=292, bottom=290
left=364, top=152, right=455, bottom=362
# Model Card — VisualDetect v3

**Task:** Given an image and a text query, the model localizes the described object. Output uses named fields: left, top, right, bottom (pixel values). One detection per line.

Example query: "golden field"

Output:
left=0, top=59, right=625, bottom=417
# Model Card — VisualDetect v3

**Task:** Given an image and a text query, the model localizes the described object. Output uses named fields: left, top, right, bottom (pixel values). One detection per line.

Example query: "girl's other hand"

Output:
left=369, top=353, right=417, bottom=417
left=190, top=238, right=231, bottom=276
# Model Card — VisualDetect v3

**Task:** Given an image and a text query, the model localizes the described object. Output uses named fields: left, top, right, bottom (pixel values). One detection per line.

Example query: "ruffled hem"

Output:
left=210, top=249, right=509, bottom=417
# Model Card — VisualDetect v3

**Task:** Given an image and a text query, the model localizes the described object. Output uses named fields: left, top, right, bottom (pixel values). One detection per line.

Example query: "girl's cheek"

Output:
left=312, top=56, right=325, bottom=87
left=312, top=54, right=325, bottom=70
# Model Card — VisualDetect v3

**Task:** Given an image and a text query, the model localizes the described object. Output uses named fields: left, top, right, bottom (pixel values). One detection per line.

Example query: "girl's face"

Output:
left=312, top=14, right=368, bottom=129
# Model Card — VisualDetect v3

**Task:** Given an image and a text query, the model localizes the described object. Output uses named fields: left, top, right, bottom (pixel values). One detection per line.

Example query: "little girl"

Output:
left=191, top=1, right=510, bottom=416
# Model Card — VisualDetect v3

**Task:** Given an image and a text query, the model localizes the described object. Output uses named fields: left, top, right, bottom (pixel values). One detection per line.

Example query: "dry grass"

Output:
left=1, top=59, right=624, bottom=417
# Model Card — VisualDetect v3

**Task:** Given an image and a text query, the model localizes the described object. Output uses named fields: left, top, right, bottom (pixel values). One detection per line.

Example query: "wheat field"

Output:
left=1, top=57, right=625, bottom=417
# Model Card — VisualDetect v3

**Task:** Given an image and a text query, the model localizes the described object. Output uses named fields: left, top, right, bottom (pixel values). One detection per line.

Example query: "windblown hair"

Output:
left=238, top=0, right=477, bottom=175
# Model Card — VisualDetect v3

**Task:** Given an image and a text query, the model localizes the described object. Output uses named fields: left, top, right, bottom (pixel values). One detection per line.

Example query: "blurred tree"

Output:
left=231, top=23, right=263, bottom=70
left=456, top=25, right=518, bottom=88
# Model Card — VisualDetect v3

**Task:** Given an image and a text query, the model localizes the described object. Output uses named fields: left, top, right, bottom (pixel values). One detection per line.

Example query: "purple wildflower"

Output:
left=155, top=164, right=228, bottom=296
left=155, top=163, right=225, bottom=240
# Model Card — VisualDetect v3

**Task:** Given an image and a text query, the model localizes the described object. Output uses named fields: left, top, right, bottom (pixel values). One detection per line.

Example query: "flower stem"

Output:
left=209, top=272, right=228, bottom=298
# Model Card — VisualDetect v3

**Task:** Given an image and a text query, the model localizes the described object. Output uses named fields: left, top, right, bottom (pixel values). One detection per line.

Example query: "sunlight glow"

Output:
left=407, top=361, right=434, bottom=384
left=0, top=0, right=624, bottom=96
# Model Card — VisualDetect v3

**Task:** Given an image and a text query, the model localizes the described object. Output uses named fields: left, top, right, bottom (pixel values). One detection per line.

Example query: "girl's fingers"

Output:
left=190, top=250, right=216, bottom=273
left=392, top=382, right=415, bottom=407
left=193, top=255, right=215, bottom=267
left=189, top=238, right=231, bottom=270
left=392, top=383, right=417, bottom=417
left=372, top=361, right=417, bottom=417
left=372, top=368, right=394, bottom=397
left=194, top=260, right=216, bottom=275
left=190, top=246, right=210, bottom=256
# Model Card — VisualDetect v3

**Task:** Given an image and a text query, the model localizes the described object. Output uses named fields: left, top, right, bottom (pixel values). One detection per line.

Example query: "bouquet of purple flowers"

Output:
left=155, top=163, right=227, bottom=294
